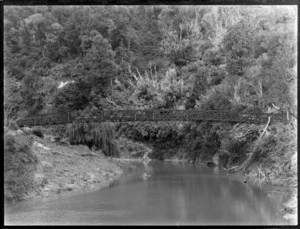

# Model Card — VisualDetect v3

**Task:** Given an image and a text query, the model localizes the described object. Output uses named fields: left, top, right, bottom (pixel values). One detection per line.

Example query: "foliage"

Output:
left=4, top=6, right=296, bottom=118
left=223, top=18, right=256, bottom=77
left=38, top=125, right=67, bottom=139
left=4, top=71, right=24, bottom=122
left=52, top=78, right=91, bottom=112
left=180, top=121, right=221, bottom=163
left=217, top=121, right=297, bottom=188
left=217, top=123, right=261, bottom=169
left=118, top=136, right=151, bottom=158
left=67, top=122, right=119, bottom=157
left=249, top=123, right=297, bottom=184
left=117, top=121, right=182, bottom=146
left=4, top=132, right=38, bottom=203
left=21, top=74, right=45, bottom=116
left=110, top=64, right=195, bottom=110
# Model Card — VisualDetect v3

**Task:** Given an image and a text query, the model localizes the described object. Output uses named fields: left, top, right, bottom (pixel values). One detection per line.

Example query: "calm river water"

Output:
left=5, top=161, right=288, bottom=225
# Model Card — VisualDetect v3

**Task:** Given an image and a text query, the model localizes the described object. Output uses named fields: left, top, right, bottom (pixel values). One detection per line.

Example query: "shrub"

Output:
left=67, top=122, right=120, bottom=157
left=223, top=121, right=297, bottom=187
left=39, top=125, right=67, bottom=138
left=4, top=133, right=38, bottom=203
left=118, top=121, right=182, bottom=148
left=180, top=121, right=222, bottom=163
left=118, top=136, right=151, bottom=158
left=249, top=123, right=297, bottom=183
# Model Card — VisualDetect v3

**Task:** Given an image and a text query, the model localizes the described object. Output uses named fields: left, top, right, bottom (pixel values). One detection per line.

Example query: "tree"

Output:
left=158, top=6, right=196, bottom=61
left=23, top=12, right=58, bottom=58
left=20, top=70, right=45, bottom=116
left=4, top=71, right=23, bottom=120
left=223, top=18, right=256, bottom=77
left=243, top=6, right=297, bottom=110
left=82, top=31, right=119, bottom=96
left=52, top=77, right=91, bottom=112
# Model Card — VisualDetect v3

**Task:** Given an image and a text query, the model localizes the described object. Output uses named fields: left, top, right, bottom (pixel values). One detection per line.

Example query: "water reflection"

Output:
left=5, top=161, right=288, bottom=225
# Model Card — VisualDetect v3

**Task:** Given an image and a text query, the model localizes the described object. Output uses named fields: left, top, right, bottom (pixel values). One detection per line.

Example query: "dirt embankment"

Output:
left=31, top=138, right=123, bottom=198
left=4, top=129, right=125, bottom=205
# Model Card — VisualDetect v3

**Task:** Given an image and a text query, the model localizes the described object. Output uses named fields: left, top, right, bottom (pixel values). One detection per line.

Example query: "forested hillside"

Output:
left=4, top=5, right=297, bottom=118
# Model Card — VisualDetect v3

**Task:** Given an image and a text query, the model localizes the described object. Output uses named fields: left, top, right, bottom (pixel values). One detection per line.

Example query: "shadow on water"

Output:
left=5, top=160, right=289, bottom=225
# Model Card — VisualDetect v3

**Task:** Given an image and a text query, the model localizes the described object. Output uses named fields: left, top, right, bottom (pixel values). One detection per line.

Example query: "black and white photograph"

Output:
left=3, top=3, right=298, bottom=226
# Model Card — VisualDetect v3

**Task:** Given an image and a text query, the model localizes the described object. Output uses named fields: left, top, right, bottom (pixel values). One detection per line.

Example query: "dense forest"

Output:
left=4, top=5, right=297, bottom=116
left=4, top=6, right=297, bottom=185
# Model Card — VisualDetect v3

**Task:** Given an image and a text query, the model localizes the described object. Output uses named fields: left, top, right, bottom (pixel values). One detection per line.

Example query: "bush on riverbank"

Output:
left=117, top=120, right=224, bottom=162
left=118, top=136, right=152, bottom=158
left=218, top=121, right=297, bottom=188
left=116, top=121, right=181, bottom=143
left=116, top=117, right=297, bottom=189
left=249, top=123, right=297, bottom=186
left=116, top=121, right=184, bottom=159
left=218, top=123, right=261, bottom=169
left=67, top=122, right=120, bottom=157
left=4, top=131, right=38, bottom=203
left=39, top=125, right=67, bottom=138
left=180, top=121, right=221, bottom=163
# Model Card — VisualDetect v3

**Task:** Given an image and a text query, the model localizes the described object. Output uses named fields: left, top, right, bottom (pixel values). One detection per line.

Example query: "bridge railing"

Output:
left=15, top=109, right=289, bottom=127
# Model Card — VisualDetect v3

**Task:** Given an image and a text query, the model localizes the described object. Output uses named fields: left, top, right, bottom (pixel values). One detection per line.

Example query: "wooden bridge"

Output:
left=16, top=109, right=289, bottom=127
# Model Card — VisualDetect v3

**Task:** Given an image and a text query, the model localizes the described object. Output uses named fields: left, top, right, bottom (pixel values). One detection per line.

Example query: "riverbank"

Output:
left=145, top=120, right=298, bottom=225
left=4, top=128, right=125, bottom=206
left=4, top=127, right=297, bottom=225
left=149, top=144, right=297, bottom=225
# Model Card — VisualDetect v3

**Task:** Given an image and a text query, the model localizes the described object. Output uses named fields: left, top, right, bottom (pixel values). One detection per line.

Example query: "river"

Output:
left=5, top=161, right=288, bottom=225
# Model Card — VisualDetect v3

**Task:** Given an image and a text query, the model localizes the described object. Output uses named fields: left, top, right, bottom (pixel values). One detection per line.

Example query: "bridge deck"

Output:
left=16, top=109, right=288, bottom=127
